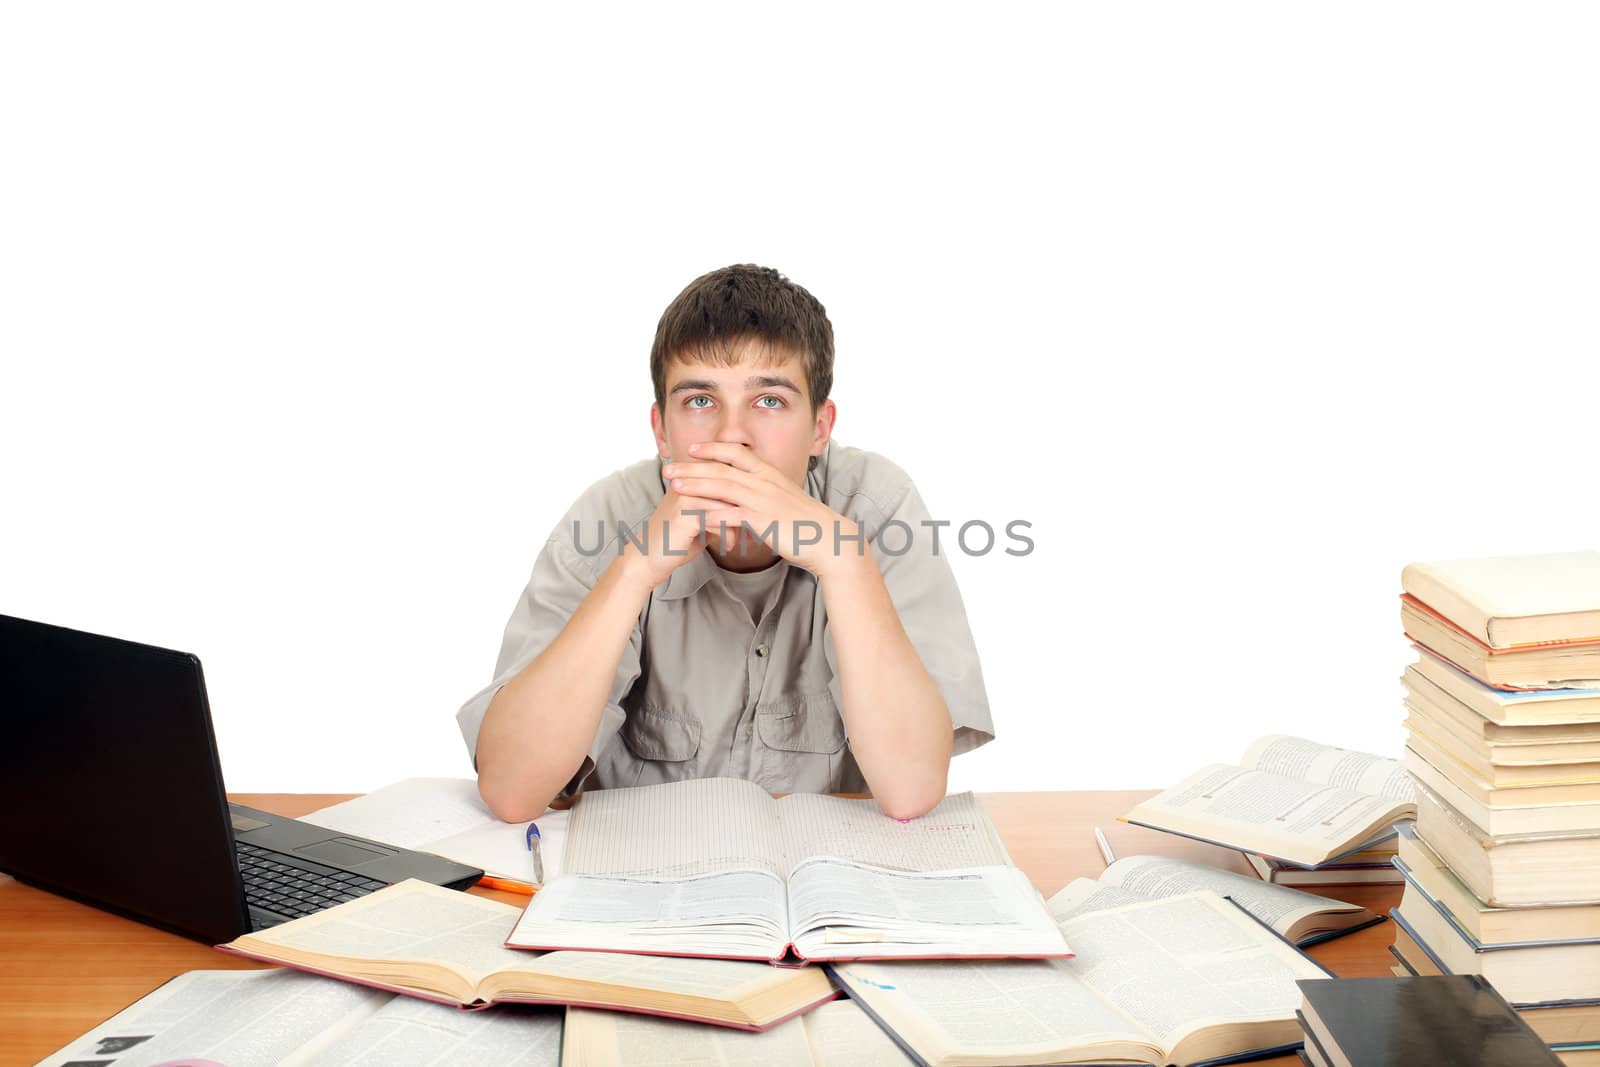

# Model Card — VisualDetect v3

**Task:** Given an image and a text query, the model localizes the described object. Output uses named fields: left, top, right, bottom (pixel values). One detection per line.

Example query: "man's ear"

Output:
left=809, top=398, right=837, bottom=459
left=650, top=403, right=670, bottom=459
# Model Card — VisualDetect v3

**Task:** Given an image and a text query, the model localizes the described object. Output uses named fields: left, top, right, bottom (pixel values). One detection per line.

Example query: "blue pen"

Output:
left=525, top=821, right=545, bottom=885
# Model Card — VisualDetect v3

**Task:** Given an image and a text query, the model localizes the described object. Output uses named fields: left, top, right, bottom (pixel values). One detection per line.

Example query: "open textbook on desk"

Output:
left=1122, top=735, right=1416, bottom=868
left=505, top=777, right=1071, bottom=963
left=1052, top=854, right=1381, bottom=947
left=219, top=879, right=834, bottom=1030
left=31, top=967, right=564, bottom=1067
left=832, top=890, right=1332, bottom=1067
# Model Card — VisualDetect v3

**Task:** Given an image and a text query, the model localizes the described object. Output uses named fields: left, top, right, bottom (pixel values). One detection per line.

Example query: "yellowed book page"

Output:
left=1125, top=765, right=1411, bottom=866
left=291, top=995, right=562, bottom=1067
left=238, top=879, right=528, bottom=987
left=1069, top=855, right=1361, bottom=938
left=564, top=1005, right=818, bottom=1066
left=836, top=956, right=1158, bottom=1066
left=801, top=999, right=917, bottom=1066
left=1060, top=891, right=1329, bottom=1060
left=842, top=892, right=1327, bottom=1065
left=1046, top=877, right=1147, bottom=921
left=1241, top=734, right=1414, bottom=802
left=501, top=949, right=814, bottom=1003
left=28, top=970, right=389, bottom=1067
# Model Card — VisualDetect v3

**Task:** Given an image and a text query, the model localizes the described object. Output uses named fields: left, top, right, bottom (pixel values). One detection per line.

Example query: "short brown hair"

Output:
left=650, top=265, right=834, bottom=416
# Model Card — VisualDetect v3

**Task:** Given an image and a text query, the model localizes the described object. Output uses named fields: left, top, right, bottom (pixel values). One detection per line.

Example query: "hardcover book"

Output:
left=218, top=879, right=836, bottom=1030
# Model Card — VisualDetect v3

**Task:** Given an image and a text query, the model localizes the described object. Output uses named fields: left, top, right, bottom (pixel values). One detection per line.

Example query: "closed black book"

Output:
left=1296, top=975, right=1560, bottom=1067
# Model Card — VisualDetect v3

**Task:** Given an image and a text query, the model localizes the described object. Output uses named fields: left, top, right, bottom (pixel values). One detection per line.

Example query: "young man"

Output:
left=457, top=265, right=992, bottom=821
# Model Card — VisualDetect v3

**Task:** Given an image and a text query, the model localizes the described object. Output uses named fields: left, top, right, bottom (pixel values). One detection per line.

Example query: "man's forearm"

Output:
left=475, top=553, right=656, bottom=821
left=819, top=546, right=954, bottom=819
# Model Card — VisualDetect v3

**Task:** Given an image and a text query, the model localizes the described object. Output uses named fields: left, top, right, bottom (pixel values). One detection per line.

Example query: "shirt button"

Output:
left=745, top=723, right=754, bottom=736
left=755, top=643, right=770, bottom=658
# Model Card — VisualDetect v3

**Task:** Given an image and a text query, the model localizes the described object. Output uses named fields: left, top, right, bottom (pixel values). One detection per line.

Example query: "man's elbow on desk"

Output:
left=475, top=761, right=565, bottom=824
left=867, top=761, right=951, bottom=822
left=855, top=718, right=954, bottom=821
left=872, top=785, right=946, bottom=822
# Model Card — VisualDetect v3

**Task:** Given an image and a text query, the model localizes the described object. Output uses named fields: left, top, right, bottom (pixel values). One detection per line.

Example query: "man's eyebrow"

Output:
left=668, top=375, right=802, bottom=395
left=744, top=374, right=801, bottom=393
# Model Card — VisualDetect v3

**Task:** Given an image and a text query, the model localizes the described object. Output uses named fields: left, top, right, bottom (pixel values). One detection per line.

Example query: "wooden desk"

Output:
left=0, top=791, right=1400, bottom=1065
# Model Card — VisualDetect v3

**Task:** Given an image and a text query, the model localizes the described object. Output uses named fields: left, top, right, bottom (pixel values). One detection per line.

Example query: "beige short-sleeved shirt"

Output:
left=455, top=438, right=994, bottom=798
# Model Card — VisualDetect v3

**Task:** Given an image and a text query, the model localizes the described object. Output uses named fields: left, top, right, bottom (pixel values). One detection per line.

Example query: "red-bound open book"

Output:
left=217, top=879, right=836, bottom=1031
left=502, top=778, right=1073, bottom=965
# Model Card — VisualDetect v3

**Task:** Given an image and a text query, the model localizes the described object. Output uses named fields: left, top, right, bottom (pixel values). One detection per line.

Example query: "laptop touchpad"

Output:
left=296, top=838, right=393, bottom=867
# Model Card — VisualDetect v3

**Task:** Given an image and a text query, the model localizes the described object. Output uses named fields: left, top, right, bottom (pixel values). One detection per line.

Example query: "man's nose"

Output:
left=713, top=413, right=754, bottom=446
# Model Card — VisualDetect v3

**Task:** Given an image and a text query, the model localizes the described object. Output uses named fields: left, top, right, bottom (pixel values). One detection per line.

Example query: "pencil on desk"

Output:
left=477, top=875, right=537, bottom=895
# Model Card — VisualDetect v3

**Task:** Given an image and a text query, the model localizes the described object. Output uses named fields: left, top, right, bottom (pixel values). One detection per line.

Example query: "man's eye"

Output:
left=686, top=396, right=712, bottom=409
left=756, top=396, right=784, bottom=409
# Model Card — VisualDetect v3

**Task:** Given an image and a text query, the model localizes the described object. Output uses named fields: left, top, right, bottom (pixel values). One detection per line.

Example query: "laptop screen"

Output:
left=0, top=614, right=252, bottom=944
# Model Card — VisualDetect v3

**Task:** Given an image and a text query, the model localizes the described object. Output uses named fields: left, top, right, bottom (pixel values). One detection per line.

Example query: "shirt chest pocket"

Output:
left=752, top=691, right=849, bottom=793
left=618, top=705, right=702, bottom=785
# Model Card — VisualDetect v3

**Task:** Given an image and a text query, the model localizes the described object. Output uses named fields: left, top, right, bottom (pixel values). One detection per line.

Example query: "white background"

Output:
left=3, top=4, right=1597, bottom=794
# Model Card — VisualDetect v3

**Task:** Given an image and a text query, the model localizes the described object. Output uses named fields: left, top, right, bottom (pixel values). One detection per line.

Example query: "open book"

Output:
left=1121, top=735, right=1417, bottom=868
left=563, top=999, right=913, bottom=1066
left=832, top=890, right=1330, bottom=1067
left=504, top=777, right=1071, bottom=963
left=1051, top=854, right=1380, bottom=946
left=30, top=967, right=563, bottom=1067
left=216, top=879, right=834, bottom=1030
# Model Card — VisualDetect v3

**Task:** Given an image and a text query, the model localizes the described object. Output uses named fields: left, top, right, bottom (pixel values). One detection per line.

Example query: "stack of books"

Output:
left=1245, top=836, right=1403, bottom=886
left=1392, top=551, right=1600, bottom=1066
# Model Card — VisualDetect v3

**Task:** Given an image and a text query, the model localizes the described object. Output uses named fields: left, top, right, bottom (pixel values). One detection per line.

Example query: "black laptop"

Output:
left=0, top=614, right=482, bottom=944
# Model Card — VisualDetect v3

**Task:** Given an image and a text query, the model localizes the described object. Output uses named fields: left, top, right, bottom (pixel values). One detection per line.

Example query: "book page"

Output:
left=834, top=957, right=1158, bottom=1064
left=506, top=868, right=789, bottom=956
left=1242, top=734, right=1415, bottom=801
left=1126, top=764, right=1410, bottom=865
left=563, top=1005, right=818, bottom=1066
left=1075, top=855, right=1361, bottom=936
left=292, top=996, right=561, bottom=1067
left=775, top=791, right=1012, bottom=872
left=1045, top=876, right=1149, bottom=922
left=30, top=969, right=388, bottom=1067
left=301, top=778, right=568, bottom=884
left=1062, top=892, right=1327, bottom=1055
left=242, top=879, right=532, bottom=985
left=558, top=999, right=914, bottom=1067
left=801, top=998, right=916, bottom=1065
left=503, top=949, right=812, bottom=1002
left=561, top=777, right=785, bottom=878
left=302, top=778, right=505, bottom=847
left=787, top=860, right=1070, bottom=960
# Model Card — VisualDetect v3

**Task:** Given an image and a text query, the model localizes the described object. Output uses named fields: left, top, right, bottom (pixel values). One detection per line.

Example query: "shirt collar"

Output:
left=654, top=441, right=830, bottom=601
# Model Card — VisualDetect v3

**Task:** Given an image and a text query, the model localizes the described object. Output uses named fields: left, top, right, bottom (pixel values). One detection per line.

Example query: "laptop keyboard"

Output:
left=236, top=840, right=389, bottom=923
